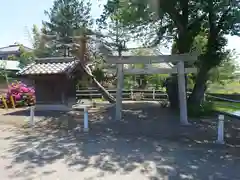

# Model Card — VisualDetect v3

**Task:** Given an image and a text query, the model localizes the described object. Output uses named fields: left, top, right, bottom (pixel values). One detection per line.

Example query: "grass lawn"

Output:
left=212, top=101, right=240, bottom=113
left=208, top=81, right=240, bottom=94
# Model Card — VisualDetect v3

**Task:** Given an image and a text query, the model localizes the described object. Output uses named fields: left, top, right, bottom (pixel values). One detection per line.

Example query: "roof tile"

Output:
left=17, top=57, right=79, bottom=75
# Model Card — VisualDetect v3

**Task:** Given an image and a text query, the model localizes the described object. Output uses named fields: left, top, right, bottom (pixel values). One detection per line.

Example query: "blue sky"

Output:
left=0, top=0, right=239, bottom=58
left=0, top=0, right=105, bottom=47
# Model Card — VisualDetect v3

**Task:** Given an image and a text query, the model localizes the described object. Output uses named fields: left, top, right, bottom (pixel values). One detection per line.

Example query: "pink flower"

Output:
left=13, top=94, right=21, bottom=100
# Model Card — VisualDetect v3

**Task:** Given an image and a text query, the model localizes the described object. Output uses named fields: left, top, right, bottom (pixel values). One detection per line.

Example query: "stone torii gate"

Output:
left=105, top=54, right=197, bottom=125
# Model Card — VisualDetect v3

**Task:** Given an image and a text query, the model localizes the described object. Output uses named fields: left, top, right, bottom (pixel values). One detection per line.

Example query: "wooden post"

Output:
left=116, top=63, right=123, bottom=120
left=1, top=96, right=8, bottom=109
left=177, top=61, right=189, bottom=125
left=10, top=96, right=15, bottom=108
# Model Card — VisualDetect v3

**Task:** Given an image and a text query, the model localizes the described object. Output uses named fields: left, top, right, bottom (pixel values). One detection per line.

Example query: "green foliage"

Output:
left=197, top=0, right=240, bottom=70
left=92, top=68, right=105, bottom=82
left=18, top=45, right=34, bottom=68
left=191, top=32, right=208, bottom=56
left=123, top=75, right=135, bottom=89
left=208, top=81, right=240, bottom=94
left=147, top=74, right=167, bottom=89
left=7, top=55, right=17, bottom=60
left=101, top=0, right=205, bottom=49
left=190, top=33, right=238, bottom=87
left=208, top=55, right=237, bottom=85
left=43, top=0, right=92, bottom=56
left=101, top=1, right=240, bottom=78
left=31, top=25, right=54, bottom=57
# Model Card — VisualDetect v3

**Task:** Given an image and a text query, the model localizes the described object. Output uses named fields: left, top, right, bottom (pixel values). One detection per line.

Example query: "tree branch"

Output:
left=188, top=13, right=207, bottom=30
left=216, top=5, right=232, bottom=34
left=160, top=0, right=184, bottom=31
left=180, top=0, right=189, bottom=27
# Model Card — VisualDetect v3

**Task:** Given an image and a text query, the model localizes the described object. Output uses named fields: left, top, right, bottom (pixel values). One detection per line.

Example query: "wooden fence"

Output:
left=76, top=89, right=168, bottom=101
left=76, top=88, right=240, bottom=102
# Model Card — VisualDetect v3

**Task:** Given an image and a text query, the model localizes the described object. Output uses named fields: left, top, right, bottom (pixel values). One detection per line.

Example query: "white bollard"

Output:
left=130, top=88, right=134, bottom=100
left=29, top=106, right=35, bottom=127
left=153, top=89, right=155, bottom=100
left=216, top=114, right=225, bottom=144
left=83, top=106, right=89, bottom=132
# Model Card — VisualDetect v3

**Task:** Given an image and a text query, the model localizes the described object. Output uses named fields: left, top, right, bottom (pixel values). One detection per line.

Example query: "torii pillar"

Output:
left=177, top=61, right=190, bottom=125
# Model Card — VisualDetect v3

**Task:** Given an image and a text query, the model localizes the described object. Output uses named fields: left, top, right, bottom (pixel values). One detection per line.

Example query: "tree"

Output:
left=100, top=0, right=206, bottom=109
left=190, top=33, right=238, bottom=87
left=31, top=25, right=55, bottom=58
left=187, top=0, right=240, bottom=107
left=7, top=55, right=17, bottom=60
left=100, top=0, right=240, bottom=108
left=18, top=46, right=35, bottom=68
left=70, top=33, right=116, bottom=103
left=130, top=48, right=156, bottom=89
left=0, top=61, right=10, bottom=86
left=42, top=0, right=117, bottom=103
left=4, top=43, right=34, bottom=68
left=43, top=0, right=92, bottom=56
left=208, top=53, right=237, bottom=86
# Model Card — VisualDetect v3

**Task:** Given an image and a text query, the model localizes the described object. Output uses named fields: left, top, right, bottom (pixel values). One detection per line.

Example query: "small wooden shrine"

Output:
left=17, top=57, right=83, bottom=105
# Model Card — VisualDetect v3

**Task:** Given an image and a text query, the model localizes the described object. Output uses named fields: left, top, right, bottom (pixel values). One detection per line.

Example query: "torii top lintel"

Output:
left=104, top=53, right=197, bottom=64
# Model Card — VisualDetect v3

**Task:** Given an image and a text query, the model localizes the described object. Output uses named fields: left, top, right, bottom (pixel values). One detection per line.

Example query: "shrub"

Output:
left=0, top=81, right=35, bottom=108
left=188, top=101, right=215, bottom=118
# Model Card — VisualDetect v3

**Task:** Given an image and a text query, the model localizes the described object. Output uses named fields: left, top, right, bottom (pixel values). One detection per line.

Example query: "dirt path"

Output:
left=0, top=123, right=239, bottom=180
left=0, top=102, right=240, bottom=179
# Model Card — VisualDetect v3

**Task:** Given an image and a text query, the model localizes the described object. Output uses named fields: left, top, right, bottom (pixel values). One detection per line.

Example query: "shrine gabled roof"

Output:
left=17, top=57, right=79, bottom=76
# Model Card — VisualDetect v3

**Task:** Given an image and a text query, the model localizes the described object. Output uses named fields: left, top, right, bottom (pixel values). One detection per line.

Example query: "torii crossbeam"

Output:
left=104, top=54, right=198, bottom=125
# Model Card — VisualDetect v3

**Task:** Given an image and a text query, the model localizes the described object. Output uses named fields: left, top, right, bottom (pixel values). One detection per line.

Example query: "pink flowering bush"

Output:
left=0, top=81, right=35, bottom=108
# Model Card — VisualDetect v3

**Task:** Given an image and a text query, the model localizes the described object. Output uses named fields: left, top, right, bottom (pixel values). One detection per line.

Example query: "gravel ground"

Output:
left=0, top=102, right=240, bottom=180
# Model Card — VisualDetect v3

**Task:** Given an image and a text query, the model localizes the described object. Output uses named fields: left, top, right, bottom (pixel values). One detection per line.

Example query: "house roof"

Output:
left=0, top=60, right=20, bottom=71
left=0, top=44, right=32, bottom=54
left=17, top=57, right=79, bottom=76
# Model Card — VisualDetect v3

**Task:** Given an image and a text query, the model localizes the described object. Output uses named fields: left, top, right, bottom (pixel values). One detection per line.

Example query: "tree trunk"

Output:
left=188, top=66, right=210, bottom=107
left=165, top=75, right=179, bottom=109
left=72, top=36, right=116, bottom=104
left=79, top=61, right=116, bottom=104
left=165, top=74, right=188, bottom=109
left=92, top=77, right=116, bottom=103
left=166, top=32, right=192, bottom=109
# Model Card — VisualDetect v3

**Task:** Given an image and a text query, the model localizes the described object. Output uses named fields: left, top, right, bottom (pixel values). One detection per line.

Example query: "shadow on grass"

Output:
left=2, top=102, right=240, bottom=179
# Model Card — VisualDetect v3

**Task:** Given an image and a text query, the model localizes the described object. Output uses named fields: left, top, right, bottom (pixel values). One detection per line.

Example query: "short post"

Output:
left=1, top=96, right=8, bottom=109
left=216, top=114, right=225, bottom=144
left=116, top=63, right=123, bottom=121
left=83, top=106, right=89, bottom=132
left=29, top=106, right=35, bottom=127
left=153, top=89, right=155, bottom=100
left=10, top=96, right=15, bottom=108
left=130, top=88, right=133, bottom=100
left=203, top=93, right=206, bottom=102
